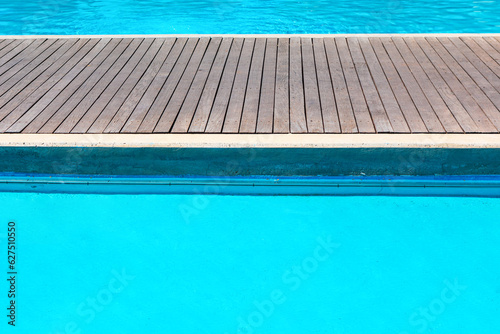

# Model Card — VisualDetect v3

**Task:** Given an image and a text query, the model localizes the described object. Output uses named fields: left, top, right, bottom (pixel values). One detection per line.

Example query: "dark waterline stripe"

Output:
left=1, top=174, right=500, bottom=196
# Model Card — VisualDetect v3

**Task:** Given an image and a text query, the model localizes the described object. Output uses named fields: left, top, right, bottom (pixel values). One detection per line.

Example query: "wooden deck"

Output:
left=0, top=36, right=499, bottom=134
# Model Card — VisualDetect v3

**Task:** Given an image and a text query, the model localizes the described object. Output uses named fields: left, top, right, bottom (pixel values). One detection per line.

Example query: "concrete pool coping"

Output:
left=1, top=134, right=500, bottom=148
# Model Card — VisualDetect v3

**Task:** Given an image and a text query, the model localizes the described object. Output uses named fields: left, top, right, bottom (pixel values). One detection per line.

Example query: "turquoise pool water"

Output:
left=0, top=0, right=499, bottom=35
left=2, top=192, right=500, bottom=333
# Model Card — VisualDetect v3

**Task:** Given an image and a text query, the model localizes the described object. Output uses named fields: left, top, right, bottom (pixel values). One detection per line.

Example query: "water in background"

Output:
left=1, top=192, right=500, bottom=333
left=0, top=0, right=499, bottom=35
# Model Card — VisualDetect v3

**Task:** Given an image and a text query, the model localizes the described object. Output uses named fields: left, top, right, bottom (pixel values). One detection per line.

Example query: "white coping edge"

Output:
left=1, top=134, right=500, bottom=148
left=1, top=33, right=500, bottom=39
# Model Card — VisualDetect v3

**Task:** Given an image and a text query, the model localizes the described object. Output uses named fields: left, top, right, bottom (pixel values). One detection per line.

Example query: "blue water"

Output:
left=0, top=0, right=499, bottom=35
left=1, top=192, right=500, bottom=333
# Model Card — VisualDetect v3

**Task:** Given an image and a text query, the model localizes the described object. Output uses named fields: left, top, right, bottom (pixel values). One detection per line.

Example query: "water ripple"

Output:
left=0, top=0, right=499, bottom=34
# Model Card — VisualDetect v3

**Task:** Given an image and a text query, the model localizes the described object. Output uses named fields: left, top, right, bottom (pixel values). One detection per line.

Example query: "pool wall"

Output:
left=1, top=146, right=500, bottom=176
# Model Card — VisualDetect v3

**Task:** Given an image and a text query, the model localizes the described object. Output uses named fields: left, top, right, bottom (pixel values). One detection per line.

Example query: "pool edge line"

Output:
left=1, top=174, right=500, bottom=196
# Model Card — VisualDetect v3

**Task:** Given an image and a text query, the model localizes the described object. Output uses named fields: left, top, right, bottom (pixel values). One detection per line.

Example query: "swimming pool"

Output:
left=1, top=0, right=499, bottom=35
left=2, top=191, right=499, bottom=333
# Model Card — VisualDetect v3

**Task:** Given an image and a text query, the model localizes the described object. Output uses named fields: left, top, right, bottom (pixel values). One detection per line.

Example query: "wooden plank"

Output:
left=347, top=37, right=393, bottom=132
left=104, top=39, right=176, bottom=133
left=121, top=38, right=188, bottom=133
left=0, top=40, right=25, bottom=61
left=272, top=38, right=290, bottom=133
left=52, top=38, right=145, bottom=133
left=66, top=39, right=150, bottom=133
left=0, top=39, right=10, bottom=49
left=459, top=37, right=500, bottom=82
left=400, top=38, right=479, bottom=133
left=446, top=38, right=500, bottom=99
left=0, top=40, right=22, bottom=63
left=0, top=40, right=49, bottom=88
left=323, top=38, right=357, bottom=133
left=0, top=39, right=37, bottom=70
left=78, top=38, right=163, bottom=133
left=35, top=38, right=132, bottom=133
left=0, top=38, right=25, bottom=53
left=336, top=38, right=375, bottom=133
left=357, top=38, right=409, bottom=133
left=477, top=36, right=500, bottom=64
left=136, top=38, right=202, bottom=133
left=312, top=38, right=340, bottom=133
left=391, top=37, right=462, bottom=133
left=379, top=38, right=444, bottom=132
left=168, top=37, right=225, bottom=133
left=187, top=38, right=233, bottom=133
left=420, top=37, right=500, bottom=130
left=153, top=37, right=213, bottom=133
left=0, top=39, right=89, bottom=126
left=236, top=38, right=266, bottom=133
left=88, top=38, right=169, bottom=133
left=368, top=38, right=427, bottom=132
left=68, top=38, right=154, bottom=133
left=156, top=37, right=222, bottom=133
left=288, top=37, right=307, bottom=133
left=0, top=39, right=10, bottom=46
left=0, top=40, right=57, bottom=90
left=0, top=39, right=14, bottom=53
left=6, top=39, right=110, bottom=133
left=0, top=39, right=98, bottom=132
left=433, top=37, right=499, bottom=112
left=484, top=37, right=500, bottom=57
left=443, top=37, right=500, bottom=94
left=0, top=40, right=42, bottom=77
left=0, top=39, right=65, bottom=103
left=19, top=39, right=119, bottom=133
left=221, top=38, right=255, bottom=133
left=0, top=39, right=75, bottom=115
left=301, top=38, right=324, bottom=133
left=256, top=38, right=277, bottom=133
left=406, top=37, right=496, bottom=132
left=204, top=38, right=244, bottom=133
left=0, top=41, right=27, bottom=65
